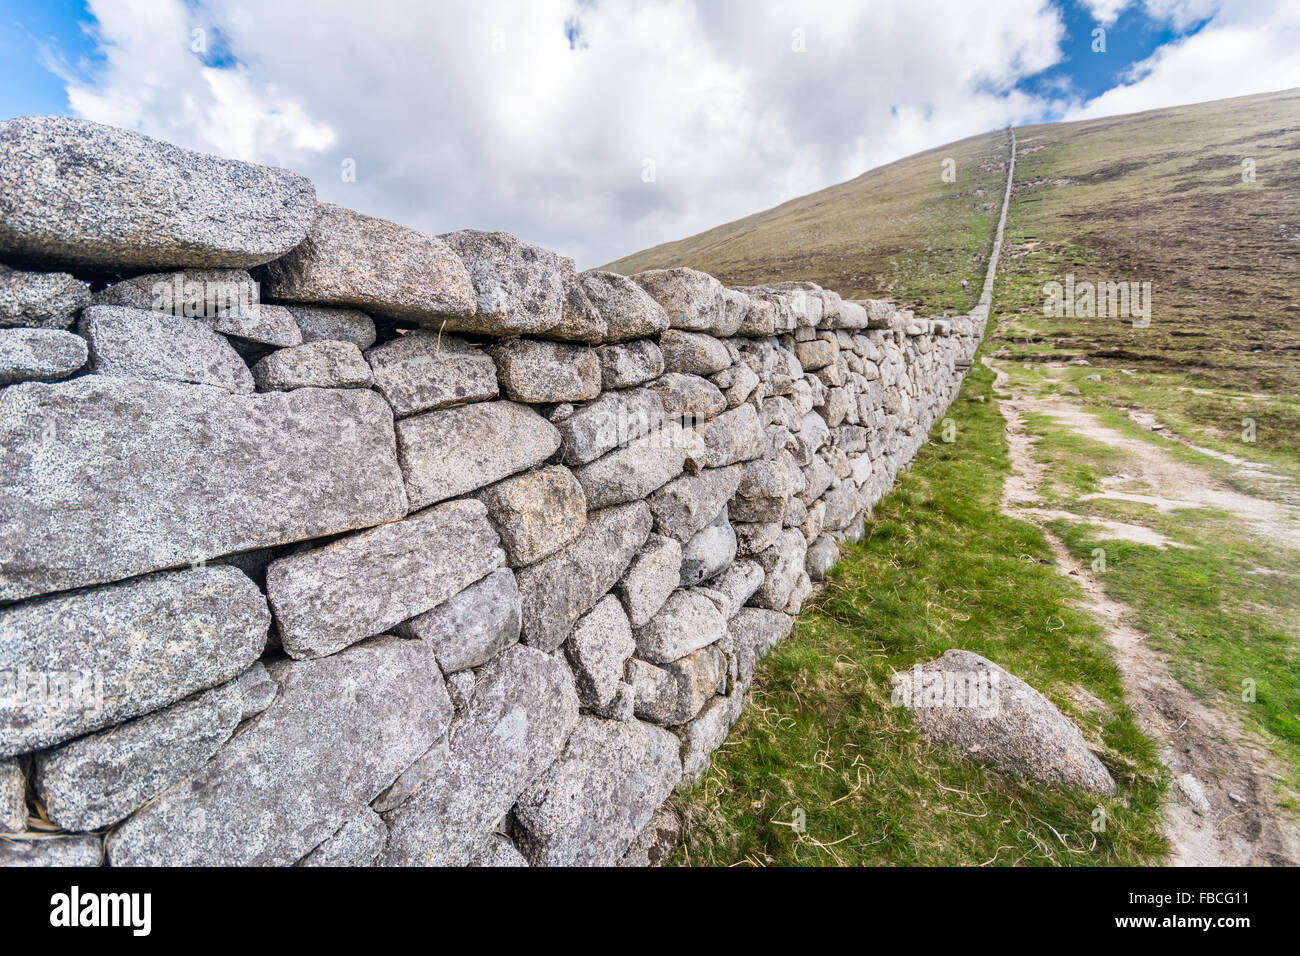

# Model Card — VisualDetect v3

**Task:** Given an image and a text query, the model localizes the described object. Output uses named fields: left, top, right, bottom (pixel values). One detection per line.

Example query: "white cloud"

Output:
left=1067, top=0, right=1300, bottom=120
left=45, top=0, right=1295, bottom=268
left=1081, top=0, right=1135, bottom=27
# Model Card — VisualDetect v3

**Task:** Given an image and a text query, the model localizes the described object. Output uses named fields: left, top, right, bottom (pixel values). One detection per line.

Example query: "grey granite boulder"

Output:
left=597, top=339, right=664, bottom=389
left=679, top=505, right=737, bottom=586
left=1, top=759, right=24, bottom=832
left=283, top=304, right=376, bottom=349
left=632, top=268, right=725, bottom=334
left=686, top=403, right=765, bottom=468
left=697, top=559, right=766, bottom=619
left=658, top=329, right=731, bottom=376
left=365, top=329, right=498, bottom=417
left=572, top=425, right=687, bottom=509
left=646, top=464, right=742, bottom=542
left=895, top=650, right=1117, bottom=795
left=258, top=203, right=476, bottom=324
left=749, top=528, right=808, bottom=610
left=0, top=565, right=269, bottom=756
left=553, top=386, right=665, bottom=466
left=646, top=372, right=726, bottom=421
left=438, top=230, right=567, bottom=335
left=719, top=288, right=750, bottom=337
left=379, top=645, right=579, bottom=866
left=475, top=465, right=586, bottom=567
left=0, top=834, right=103, bottom=867
left=0, top=327, right=86, bottom=385
left=395, top=400, right=561, bottom=511
left=251, top=340, right=372, bottom=390
left=514, top=716, right=681, bottom=866
left=33, top=664, right=276, bottom=831
left=78, top=305, right=252, bottom=392
left=0, top=116, right=316, bottom=271
left=298, top=808, right=388, bottom=867
left=208, top=301, right=302, bottom=347
left=794, top=339, right=836, bottom=371
left=109, top=636, right=451, bottom=866
left=678, top=692, right=743, bottom=783
left=564, top=596, right=636, bottom=709
left=394, top=568, right=520, bottom=674
left=543, top=261, right=607, bottom=343
left=470, top=832, right=530, bottom=867
left=0, top=262, right=89, bottom=329
left=729, top=607, right=792, bottom=662
left=0, top=376, right=408, bottom=601
left=516, top=501, right=653, bottom=652
left=619, top=806, right=681, bottom=866
left=629, top=644, right=726, bottom=726
left=489, top=338, right=601, bottom=403
left=633, top=589, right=727, bottom=664
left=616, top=533, right=683, bottom=627
left=373, top=736, right=450, bottom=813
left=806, top=534, right=839, bottom=581
left=579, top=270, right=669, bottom=341
left=267, top=499, right=504, bottom=659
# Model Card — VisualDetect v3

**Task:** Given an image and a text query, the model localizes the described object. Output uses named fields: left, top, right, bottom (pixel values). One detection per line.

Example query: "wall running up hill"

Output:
left=0, top=116, right=989, bottom=867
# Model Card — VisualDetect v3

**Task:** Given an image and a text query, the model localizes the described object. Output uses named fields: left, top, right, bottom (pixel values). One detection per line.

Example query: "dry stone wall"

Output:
left=0, top=116, right=987, bottom=867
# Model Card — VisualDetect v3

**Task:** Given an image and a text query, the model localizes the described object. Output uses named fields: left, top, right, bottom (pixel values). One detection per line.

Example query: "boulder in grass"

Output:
left=894, top=650, right=1117, bottom=796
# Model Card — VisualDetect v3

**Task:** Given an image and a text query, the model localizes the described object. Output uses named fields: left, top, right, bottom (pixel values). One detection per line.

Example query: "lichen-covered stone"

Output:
left=78, top=305, right=251, bottom=392
left=572, top=426, right=687, bottom=509
left=396, top=400, right=560, bottom=511
left=251, top=339, right=372, bottom=391
left=489, top=338, right=601, bottom=403
left=679, top=505, right=737, bottom=586
left=629, top=644, right=726, bottom=726
left=616, top=533, right=683, bottom=627
left=0, top=262, right=89, bottom=329
left=598, top=339, right=664, bottom=389
left=633, top=589, right=727, bottom=664
left=282, top=304, right=377, bottom=349
left=1, top=759, right=25, bottom=832
left=646, top=372, right=726, bottom=421
left=267, top=500, right=504, bottom=659
left=646, top=464, right=742, bottom=542
left=619, top=806, right=681, bottom=866
left=379, top=645, right=579, bottom=866
left=33, top=664, right=276, bottom=831
left=0, top=327, right=86, bottom=385
left=0, top=376, right=408, bottom=601
left=0, top=834, right=103, bottom=867
left=632, top=268, right=725, bottom=334
left=469, top=832, right=530, bottom=867
left=565, top=595, right=637, bottom=709
left=394, top=568, right=520, bottom=674
left=258, top=203, right=476, bottom=324
left=365, top=329, right=498, bottom=417
left=579, top=270, right=669, bottom=341
left=686, top=403, right=765, bottom=468
left=476, top=465, right=587, bottom=567
left=109, top=636, right=450, bottom=866
left=517, top=502, right=653, bottom=652
left=749, top=528, right=807, bottom=610
left=513, top=716, right=681, bottom=866
left=438, top=230, right=566, bottom=335
left=658, top=329, right=731, bottom=376
left=0, top=566, right=268, bottom=757
left=553, top=386, right=664, bottom=466
left=0, top=116, right=317, bottom=271
left=298, top=808, right=388, bottom=867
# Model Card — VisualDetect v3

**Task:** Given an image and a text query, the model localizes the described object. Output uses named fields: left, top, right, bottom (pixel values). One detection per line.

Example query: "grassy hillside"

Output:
left=601, top=129, right=1012, bottom=316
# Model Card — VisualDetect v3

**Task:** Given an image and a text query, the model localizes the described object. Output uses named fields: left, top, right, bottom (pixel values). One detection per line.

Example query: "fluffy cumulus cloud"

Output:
left=1066, top=0, right=1300, bottom=120
left=45, top=0, right=1298, bottom=267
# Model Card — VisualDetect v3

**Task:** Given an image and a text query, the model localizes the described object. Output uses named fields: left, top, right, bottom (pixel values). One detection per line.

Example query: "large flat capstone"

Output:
left=0, top=116, right=317, bottom=271
left=108, top=636, right=451, bottom=866
left=0, top=376, right=408, bottom=601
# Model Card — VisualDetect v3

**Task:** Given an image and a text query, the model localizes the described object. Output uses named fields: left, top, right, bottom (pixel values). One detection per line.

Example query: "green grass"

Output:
left=672, top=364, right=1168, bottom=866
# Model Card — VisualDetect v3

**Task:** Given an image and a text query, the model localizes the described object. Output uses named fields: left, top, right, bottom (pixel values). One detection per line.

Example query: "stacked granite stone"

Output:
left=0, top=116, right=983, bottom=867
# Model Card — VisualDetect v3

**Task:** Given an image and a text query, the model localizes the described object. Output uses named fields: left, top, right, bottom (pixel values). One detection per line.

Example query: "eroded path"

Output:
left=986, top=356, right=1300, bottom=866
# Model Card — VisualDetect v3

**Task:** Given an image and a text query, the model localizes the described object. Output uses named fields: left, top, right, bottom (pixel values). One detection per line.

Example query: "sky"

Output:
left=1, top=0, right=1297, bottom=269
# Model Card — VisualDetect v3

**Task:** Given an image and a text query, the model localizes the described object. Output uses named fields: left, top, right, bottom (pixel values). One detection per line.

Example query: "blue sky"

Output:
left=0, top=0, right=1294, bottom=266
